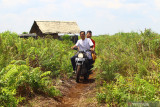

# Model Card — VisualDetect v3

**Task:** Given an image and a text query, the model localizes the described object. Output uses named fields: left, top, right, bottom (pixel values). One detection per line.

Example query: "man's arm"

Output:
left=88, top=38, right=94, bottom=52
left=71, top=40, right=79, bottom=49
left=71, top=45, right=78, bottom=49
left=92, top=40, right=95, bottom=51
left=90, top=46, right=94, bottom=52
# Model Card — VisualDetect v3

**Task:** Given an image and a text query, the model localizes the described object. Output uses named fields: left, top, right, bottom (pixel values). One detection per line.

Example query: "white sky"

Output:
left=0, top=0, right=160, bottom=35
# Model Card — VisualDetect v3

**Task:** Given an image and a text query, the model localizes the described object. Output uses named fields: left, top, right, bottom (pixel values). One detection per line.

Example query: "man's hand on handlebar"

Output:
left=71, top=45, right=78, bottom=50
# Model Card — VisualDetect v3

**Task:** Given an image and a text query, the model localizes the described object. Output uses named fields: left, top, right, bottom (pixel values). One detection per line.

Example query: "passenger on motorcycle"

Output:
left=87, top=30, right=95, bottom=51
left=87, top=30, right=96, bottom=62
left=71, top=31, right=94, bottom=74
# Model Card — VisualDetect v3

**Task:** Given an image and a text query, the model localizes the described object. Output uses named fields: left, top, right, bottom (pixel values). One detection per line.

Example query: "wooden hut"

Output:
left=29, top=20, right=80, bottom=39
left=19, top=34, right=37, bottom=39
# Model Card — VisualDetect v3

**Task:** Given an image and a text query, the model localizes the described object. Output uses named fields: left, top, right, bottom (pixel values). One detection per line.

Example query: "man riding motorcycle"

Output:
left=71, top=31, right=94, bottom=76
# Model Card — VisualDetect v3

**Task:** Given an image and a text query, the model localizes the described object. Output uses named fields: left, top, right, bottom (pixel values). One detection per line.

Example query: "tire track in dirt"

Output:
left=56, top=72, right=96, bottom=107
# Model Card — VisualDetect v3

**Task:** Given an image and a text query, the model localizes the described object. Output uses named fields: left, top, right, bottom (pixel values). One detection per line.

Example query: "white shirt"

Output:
left=75, top=38, right=93, bottom=59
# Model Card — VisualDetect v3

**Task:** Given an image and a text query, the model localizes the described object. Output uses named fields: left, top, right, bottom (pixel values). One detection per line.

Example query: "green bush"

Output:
left=0, top=63, right=61, bottom=106
left=0, top=31, right=74, bottom=76
left=94, top=29, right=160, bottom=106
left=0, top=31, right=74, bottom=106
left=96, top=92, right=107, bottom=103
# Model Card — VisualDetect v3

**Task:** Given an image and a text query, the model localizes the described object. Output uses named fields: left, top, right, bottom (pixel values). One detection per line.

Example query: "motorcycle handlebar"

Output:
left=72, top=47, right=91, bottom=52
left=78, top=49, right=91, bottom=53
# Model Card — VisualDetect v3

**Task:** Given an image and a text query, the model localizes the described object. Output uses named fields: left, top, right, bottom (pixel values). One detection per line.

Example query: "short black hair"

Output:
left=80, top=31, right=85, bottom=35
left=87, top=30, right=92, bottom=34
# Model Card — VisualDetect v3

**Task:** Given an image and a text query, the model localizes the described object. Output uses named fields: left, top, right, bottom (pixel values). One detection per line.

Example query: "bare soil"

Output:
left=56, top=72, right=97, bottom=107
left=20, top=72, right=98, bottom=107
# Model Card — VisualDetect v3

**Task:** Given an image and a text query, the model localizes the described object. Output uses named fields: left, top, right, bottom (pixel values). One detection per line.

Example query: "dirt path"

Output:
left=56, top=72, right=96, bottom=107
left=20, top=72, right=97, bottom=107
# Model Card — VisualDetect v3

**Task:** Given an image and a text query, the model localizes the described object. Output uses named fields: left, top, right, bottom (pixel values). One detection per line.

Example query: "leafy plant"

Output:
left=93, top=29, right=160, bottom=106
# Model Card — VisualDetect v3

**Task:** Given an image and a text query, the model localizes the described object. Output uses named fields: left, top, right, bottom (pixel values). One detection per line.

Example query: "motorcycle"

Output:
left=74, top=48, right=91, bottom=83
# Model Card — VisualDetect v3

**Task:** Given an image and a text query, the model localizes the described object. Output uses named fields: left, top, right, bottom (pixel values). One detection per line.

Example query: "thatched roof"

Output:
left=30, top=20, right=80, bottom=34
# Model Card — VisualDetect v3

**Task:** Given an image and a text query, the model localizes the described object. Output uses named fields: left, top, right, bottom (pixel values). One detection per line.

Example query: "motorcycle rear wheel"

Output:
left=84, top=73, right=89, bottom=80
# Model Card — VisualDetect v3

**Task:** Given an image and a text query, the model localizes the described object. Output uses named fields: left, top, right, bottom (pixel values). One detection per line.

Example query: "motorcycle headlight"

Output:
left=78, top=53, right=83, bottom=58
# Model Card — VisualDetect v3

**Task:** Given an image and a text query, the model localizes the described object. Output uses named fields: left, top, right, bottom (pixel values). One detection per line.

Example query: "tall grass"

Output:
left=93, top=29, right=160, bottom=106
left=0, top=31, right=74, bottom=76
left=0, top=31, right=74, bottom=106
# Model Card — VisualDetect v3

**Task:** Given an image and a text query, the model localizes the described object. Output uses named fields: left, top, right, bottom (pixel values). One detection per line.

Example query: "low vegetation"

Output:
left=1, top=29, right=160, bottom=106
left=0, top=31, right=74, bottom=106
left=94, top=29, right=160, bottom=106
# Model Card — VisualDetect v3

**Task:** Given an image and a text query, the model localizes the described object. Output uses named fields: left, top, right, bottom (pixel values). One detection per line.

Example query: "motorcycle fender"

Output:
left=76, top=63, right=82, bottom=65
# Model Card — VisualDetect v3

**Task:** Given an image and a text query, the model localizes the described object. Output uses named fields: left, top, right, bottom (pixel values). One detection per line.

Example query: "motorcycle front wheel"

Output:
left=76, top=65, right=81, bottom=83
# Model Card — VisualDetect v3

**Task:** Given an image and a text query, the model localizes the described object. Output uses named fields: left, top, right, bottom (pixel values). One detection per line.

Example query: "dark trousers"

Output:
left=87, top=59, right=94, bottom=73
left=71, top=54, right=78, bottom=71
left=71, top=55, right=94, bottom=71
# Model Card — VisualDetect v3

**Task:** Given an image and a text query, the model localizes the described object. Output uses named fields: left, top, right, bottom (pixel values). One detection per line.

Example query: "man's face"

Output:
left=87, top=33, right=91, bottom=38
left=80, top=32, right=85, bottom=40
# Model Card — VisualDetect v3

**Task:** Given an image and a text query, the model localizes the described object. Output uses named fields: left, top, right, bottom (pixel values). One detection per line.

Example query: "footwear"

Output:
left=72, top=71, right=76, bottom=74
left=89, top=71, right=93, bottom=74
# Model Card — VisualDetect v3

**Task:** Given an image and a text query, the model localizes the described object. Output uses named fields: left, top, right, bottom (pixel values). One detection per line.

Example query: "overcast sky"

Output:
left=0, top=0, right=160, bottom=35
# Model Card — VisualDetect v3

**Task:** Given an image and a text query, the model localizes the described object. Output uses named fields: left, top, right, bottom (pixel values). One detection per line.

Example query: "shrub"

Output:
left=94, top=29, right=160, bottom=106
left=0, top=63, right=61, bottom=106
